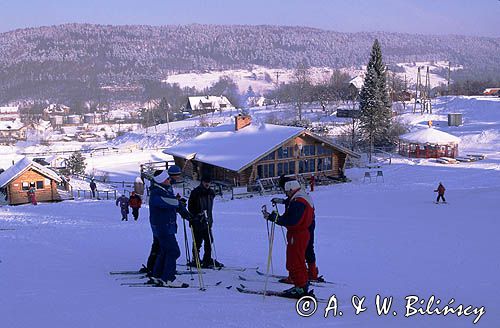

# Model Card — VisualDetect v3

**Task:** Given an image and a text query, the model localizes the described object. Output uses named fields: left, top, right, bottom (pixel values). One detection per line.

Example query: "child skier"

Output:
left=116, top=194, right=130, bottom=221
left=435, top=182, right=446, bottom=203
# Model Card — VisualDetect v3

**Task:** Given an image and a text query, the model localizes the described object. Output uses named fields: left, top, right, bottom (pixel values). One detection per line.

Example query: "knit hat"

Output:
left=167, top=165, right=182, bottom=176
left=153, top=170, right=169, bottom=183
left=284, top=180, right=301, bottom=192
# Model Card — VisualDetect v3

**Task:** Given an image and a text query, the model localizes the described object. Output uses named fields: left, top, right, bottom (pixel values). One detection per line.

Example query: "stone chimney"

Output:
left=235, top=114, right=252, bottom=131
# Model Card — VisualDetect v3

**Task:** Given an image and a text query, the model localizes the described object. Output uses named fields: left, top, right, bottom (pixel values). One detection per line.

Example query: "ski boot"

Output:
left=282, top=285, right=308, bottom=299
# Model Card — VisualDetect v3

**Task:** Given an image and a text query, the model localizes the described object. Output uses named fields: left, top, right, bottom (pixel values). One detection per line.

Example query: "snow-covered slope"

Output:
left=1, top=95, right=499, bottom=327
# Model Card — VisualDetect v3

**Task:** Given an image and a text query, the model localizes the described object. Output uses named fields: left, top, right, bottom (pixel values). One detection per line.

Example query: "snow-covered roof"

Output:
left=187, top=96, right=235, bottom=111
left=0, top=120, right=24, bottom=131
left=0, top=106, right=19, bottom=114
left=349, top=76, right=364, bottom=90
left=0, top=157, right=62, bottom=188
left=164, top=123, right=304, bottom=172
left=400, top=128, right=460, bottom=144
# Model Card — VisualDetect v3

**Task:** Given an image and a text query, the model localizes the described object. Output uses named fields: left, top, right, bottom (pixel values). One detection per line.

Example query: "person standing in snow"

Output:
left=90, top=179, right=97, bottom=198
left=116, top=194, right=130, bottom=221
left=435, top=182, right=446, bottom=203
left=129, top=191, right=142, bottom=221
left=148, top=166, right=192, bottom=287
left=273, top=179, right=320, bottom=283
left=27, top=184, right=37, bottom=205
left=187, top=175, right=223, bottom=268
left=263, top=180, right=315, bottom=298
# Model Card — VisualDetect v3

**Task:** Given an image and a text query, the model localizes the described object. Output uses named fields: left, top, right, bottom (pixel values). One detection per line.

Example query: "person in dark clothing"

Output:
left=187, top=176, right=223, bottom=268
left=148, top=166, right=192, bottom=287
left=435, top=182, right=446, bottom=203
left=264, top=180, right=315, bottom=299
left=129, top=191, right=142, bottom=221
left=90, top=179, right=97, bottom=198
left=116, top=194, right=129, bottom=221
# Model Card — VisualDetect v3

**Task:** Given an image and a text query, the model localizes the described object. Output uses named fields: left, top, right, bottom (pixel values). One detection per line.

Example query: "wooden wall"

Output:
left=6, top=169, right=60, bottom=205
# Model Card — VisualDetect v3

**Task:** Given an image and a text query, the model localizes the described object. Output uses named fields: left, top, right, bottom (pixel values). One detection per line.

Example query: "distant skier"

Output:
left=309, top=174, right=315, bottom=192
left=188, top=175, right=223, bottom=268
left=263, top=180, right=314, bottom=298
left=129, top=191, right=142, bottom=221
left=435, top=182, right=446, bottom=203
left=90, top=179, right=97, bottom=198
left=116, top=194, right=130, bottom=221
left=27, top=185, right=37, bottom=205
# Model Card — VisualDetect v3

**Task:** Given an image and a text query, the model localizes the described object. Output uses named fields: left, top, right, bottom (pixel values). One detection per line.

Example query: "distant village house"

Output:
left=186, top=96, right=235, bottom=114
left=0, top=157, right=68, bottom=205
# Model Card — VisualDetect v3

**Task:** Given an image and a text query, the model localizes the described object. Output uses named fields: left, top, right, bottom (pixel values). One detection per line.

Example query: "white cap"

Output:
left=284, top=180, right=301, bottom=192
left=153, top=170, right=169, bottom=183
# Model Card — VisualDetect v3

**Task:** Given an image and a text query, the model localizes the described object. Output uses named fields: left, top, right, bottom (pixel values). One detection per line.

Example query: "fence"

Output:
left=72, top=189, right=118, bottom=200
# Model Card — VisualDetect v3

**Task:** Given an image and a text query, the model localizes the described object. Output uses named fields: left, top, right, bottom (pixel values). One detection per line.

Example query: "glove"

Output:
left=262, top=210, right=270, bottom=220
left=179, top=198, right=187, bottom=205
left=271, top=198, right=285, bottom=204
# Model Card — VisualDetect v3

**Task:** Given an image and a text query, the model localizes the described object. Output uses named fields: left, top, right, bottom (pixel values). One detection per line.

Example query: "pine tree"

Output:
left=62, top=151, right=87, bottom=176
left=359, top=39, right=393, bottom=160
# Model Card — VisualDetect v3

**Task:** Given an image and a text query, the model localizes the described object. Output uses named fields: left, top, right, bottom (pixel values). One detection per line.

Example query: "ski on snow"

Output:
left=121, top=281, right=223, bottom=288
left=254, top=270, right=340, bottom=286
left=236, top=286, right=328, bottom=302
left=238, top=275, right=327, bottom=288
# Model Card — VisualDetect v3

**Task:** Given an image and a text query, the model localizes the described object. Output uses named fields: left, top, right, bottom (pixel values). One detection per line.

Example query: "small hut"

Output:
left=399, top=128, right=460, bottom=158
left=0, top=157, right=63, bottom=205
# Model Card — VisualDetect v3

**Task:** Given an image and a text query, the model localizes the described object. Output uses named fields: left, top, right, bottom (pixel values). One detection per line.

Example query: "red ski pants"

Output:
left=286, top=229, right=310, bottom=288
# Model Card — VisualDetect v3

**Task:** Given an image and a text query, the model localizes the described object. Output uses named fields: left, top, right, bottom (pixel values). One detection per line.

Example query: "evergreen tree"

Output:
left=62, top=151, right=87, bottom=176
left=359, top=39, right=393, bottom=158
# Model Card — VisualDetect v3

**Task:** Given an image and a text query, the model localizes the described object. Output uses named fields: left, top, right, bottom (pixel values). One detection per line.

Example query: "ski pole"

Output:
left=190, top=224, right=205, bottom=291
left=182, top=218, right=194, bottom=280
left=207, top=226, right=218, bottom=268
left=262, top=205, right=276, bottom=298
left=272, top=203, right=287, bottom=245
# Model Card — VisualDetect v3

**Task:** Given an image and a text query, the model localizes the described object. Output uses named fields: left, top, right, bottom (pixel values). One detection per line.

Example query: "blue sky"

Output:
left=1, top=0, right=499, bottom=37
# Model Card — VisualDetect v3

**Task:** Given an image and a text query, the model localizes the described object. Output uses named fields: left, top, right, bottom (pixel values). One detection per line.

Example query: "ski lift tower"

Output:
left=413, top=66, right=432, bottom=114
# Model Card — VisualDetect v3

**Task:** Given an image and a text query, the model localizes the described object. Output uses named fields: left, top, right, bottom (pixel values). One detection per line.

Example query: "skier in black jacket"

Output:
left=188, top=176, right=223, bottom=268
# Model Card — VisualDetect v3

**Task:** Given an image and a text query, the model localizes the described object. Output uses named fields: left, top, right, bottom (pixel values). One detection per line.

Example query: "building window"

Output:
left=317, top=145, right=333, bottom=156
left=317, top=157, right=332, bottom=171
left=300, top=145, right=316, bottom=157
left=277, top=161, right=296, bottom=176
left=257, top=163, right=276, bottom=178
left=277, top=146, right=293, bottom=159
left=299, top=159, right=315, bottom=173
left=261, top=151, right=275, bottom=161
left=22, top=182, right=29, bottom=191
left=36, top=181, right=44, bottom=189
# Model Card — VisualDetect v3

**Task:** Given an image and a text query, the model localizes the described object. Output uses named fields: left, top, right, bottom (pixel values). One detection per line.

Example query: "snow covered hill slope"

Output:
left=1, top=95, right=499, bottom=327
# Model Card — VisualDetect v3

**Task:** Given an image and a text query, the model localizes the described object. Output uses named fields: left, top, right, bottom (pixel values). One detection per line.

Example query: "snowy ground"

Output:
left=1, top=96, right=499, bottom=327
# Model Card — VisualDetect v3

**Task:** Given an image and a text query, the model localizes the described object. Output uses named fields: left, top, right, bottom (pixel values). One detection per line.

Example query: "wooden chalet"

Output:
left=0, top=157, right=65, bottom=205
left=164, top=115, right=360, bottom=186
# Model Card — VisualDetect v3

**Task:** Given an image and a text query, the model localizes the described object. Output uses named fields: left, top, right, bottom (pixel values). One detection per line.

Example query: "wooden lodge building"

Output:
left=164, top=115, right=360, bottom=186
left=0, top=157, right=64, bottom=205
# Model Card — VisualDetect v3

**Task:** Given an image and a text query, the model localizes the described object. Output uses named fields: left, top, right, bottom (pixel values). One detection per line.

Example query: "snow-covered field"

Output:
left=1, top=96, right=499, bottom=327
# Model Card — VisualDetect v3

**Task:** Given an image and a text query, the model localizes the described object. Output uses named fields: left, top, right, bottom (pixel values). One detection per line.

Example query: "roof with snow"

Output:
left=349, top=76, right=364, bottom=90
left=164, top=122, right=359, bottom=172
left=0, top=157, right=62, bottom=188
left=0, top=120, right=24, bottom=131
left=0, top=106, right=19, bottom=114
left=399, top=128, right=460, bottom=144
left=187, top=96, right=235, bottom=111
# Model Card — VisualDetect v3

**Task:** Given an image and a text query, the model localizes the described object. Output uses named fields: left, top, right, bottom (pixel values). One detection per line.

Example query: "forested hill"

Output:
left=1, top=23, right=499, bottom=101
